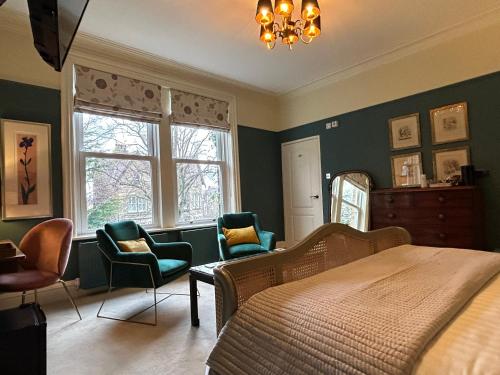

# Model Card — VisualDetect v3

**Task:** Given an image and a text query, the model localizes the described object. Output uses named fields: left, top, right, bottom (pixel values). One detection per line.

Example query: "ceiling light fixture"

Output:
left=255, top=0, right=321, bottom=50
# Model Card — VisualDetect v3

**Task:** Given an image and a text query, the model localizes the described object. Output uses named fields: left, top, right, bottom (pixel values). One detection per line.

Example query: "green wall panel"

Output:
left=279, top=72, right=500, bottom=249
left=0, top=80, right=64, bottom=242
left=237, top=125, right=284, bottom=240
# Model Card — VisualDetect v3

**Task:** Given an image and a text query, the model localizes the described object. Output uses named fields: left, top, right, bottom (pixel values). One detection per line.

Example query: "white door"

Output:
left=282, top=136, right=323, bottom=246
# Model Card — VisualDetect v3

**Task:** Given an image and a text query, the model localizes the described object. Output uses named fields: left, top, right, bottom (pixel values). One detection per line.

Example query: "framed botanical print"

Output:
left=430, top=102, right=469, bottom=145
left=433, top=147, right=470, bottom=182
left=1, top=119, right=53, bottom=220
left=388, top=113, right=421, bottom=150
left=391, top=152, right=423, bottom=188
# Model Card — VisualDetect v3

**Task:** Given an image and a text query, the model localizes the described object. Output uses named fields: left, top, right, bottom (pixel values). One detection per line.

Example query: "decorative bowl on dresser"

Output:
left=370, top=186, right=485, bottom=249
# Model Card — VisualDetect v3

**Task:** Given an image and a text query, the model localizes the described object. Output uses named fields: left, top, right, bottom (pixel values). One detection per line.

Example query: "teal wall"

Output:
left=0, top=80, right=64, bottom=242
left=238, top=125, right=284, bottom=240
left=279, top=71, right=500, bottom=250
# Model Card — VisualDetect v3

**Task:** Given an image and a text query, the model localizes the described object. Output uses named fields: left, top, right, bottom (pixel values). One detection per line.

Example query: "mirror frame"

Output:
left=328, top=170, right=375, bottom=224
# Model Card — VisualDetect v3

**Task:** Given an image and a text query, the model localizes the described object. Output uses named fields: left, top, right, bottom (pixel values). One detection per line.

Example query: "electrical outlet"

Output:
left=332, top=120, right=339, bottom=128
left=325, top=122, right=332, bottom=130
left=326, top=173, right=331, bottom=179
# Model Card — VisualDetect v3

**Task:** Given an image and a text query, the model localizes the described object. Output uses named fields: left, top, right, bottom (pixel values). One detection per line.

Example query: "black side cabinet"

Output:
left=0, top=303, right=47, bottom=375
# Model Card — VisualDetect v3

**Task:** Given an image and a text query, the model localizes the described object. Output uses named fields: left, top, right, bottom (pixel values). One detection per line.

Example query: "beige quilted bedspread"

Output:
left=207, top=245, right=500, bottom=375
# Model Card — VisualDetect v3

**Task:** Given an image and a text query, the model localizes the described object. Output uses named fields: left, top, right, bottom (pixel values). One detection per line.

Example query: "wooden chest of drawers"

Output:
left=370, top=186, right=485, bottom=249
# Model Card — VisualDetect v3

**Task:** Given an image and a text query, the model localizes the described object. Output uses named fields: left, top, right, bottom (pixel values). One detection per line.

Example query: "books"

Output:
left=0, top=240, right=17, bottom=258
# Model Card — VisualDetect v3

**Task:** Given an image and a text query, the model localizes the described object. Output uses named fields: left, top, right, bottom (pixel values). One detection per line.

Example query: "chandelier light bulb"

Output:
left=275, top=0, right=294, bottom=17
left=256, top=0, right=275, bottom=25
left=301, top=0, right=320, bottom=21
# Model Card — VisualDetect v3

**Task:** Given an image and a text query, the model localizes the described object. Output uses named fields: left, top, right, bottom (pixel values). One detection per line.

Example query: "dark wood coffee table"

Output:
left=189, top=261, right=221, bottom=327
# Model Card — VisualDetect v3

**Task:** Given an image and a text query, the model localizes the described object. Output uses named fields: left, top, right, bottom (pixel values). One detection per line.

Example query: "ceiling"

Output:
left=4, top=0, right=500, bottom=94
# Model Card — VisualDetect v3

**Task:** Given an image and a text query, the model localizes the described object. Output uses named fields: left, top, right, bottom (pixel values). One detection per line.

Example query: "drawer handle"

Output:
left=438, top=233, right=447, bottom=240
left=387, top=213, right=396, bottom=219
left=438, top=196, right=445, bottom=203
left=438, top=213, right=446, bottom=221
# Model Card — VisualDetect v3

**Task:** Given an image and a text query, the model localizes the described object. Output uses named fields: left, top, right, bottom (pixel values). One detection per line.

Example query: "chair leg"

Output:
left=96, top=263, right=168, bottom=326
left=21, top=291, right=26, bottom=305
left=60, top=280, right=82, bottom=321
left=34, top=289, right=38, bottom=304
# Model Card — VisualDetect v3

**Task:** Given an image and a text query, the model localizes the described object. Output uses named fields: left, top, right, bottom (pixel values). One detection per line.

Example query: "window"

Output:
left=68, top=65, right=239, bottom=236
left=75, top=113, right=159, bottom=233
left=332, top=177, right=368, bottom=231
left=171, top=125, right=227, bottom=224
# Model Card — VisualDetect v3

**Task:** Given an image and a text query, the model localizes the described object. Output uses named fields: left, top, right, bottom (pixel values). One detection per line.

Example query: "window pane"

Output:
left=342, top=180, right=366, bottom=207
left=86, top=157, right=153, bottom=230
left=340, top=203, right=359, bottom=229
left=176, top=163, right=222, bottom=223
left=81, top=113, right=152, bottom=156
left=171, top=125, right=220, bottom=161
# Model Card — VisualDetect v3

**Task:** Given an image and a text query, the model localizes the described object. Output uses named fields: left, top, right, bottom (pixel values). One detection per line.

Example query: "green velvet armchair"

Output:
left=96, top=221, right=192, bottom=325
left=217, top=212, right=276, bottom=260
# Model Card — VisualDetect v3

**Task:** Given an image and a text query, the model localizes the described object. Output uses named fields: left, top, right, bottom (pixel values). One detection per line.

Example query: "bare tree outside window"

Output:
left=171, top=125, right=225, bottom=224
left=79, top=113, right=157, bottom=231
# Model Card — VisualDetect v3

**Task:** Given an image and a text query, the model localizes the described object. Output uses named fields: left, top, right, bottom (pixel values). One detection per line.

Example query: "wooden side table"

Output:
left=189, top=263, right=218, bottom=327
left=0, top=240, right=25, bottom=274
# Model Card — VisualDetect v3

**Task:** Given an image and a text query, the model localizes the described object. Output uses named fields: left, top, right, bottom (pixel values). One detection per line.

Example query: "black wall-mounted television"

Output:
left=27, top=0, right=89, bottom=72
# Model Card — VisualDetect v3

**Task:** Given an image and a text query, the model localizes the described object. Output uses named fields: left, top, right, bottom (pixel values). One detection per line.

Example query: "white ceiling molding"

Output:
left=71, top=33, right=278, bottom=97
left=281, top=5, right=500, bottom=98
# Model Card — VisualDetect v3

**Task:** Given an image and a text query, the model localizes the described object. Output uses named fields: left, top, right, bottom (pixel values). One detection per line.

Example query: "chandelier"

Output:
left=255, top=0, right=321, bottom=50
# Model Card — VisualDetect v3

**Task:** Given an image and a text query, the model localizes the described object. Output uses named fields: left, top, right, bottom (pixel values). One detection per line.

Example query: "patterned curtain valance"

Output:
left=169, top=89, right=230, bottom=131
left=74, top=65, right=163, bottom=123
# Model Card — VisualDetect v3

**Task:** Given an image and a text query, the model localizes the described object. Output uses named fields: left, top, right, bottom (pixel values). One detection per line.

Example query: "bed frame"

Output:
left=214, top=223, right=411, bottom=334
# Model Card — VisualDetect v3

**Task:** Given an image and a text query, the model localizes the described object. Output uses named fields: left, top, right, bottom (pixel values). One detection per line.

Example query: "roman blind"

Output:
left=74, top=65, right=163, bottom=123
left=169, top=89, right=230, bottom=131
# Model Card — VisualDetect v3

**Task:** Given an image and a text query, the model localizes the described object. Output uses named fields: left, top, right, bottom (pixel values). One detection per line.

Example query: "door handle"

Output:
left=310, top=195, right=320, bottom=199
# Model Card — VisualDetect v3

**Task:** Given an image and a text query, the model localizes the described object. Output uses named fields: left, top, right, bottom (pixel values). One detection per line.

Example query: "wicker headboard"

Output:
left=213, top=223, right=411, bottom=334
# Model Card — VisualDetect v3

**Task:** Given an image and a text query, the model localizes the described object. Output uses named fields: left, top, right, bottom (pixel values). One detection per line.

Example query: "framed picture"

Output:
left=433, top=147, right=470, bottom=182
left=430, top=102, right=469, bottom=145
left=1, top=119, right=53, bottom=220
left=388, top=113, right=421, bottom=150
left=391, top=152, right=423, bottom=188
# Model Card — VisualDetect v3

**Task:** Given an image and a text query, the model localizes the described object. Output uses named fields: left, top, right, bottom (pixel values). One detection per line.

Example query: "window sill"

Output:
left=73, top=222, right=217, bottom=242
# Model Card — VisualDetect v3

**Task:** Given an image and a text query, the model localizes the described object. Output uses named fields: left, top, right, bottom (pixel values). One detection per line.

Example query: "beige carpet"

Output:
left=2, top=275, right=217, bottom=375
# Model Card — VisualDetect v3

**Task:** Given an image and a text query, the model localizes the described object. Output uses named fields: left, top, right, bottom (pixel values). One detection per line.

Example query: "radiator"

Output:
left=78, top=241, right=107, bottom=289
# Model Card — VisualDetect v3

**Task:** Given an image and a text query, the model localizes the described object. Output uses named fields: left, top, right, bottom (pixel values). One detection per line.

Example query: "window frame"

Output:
left=61, top=58, right=241, bottom=238
left=170, top=125, right=230, bottom=225
left=73, top=112, right=161, bottom=235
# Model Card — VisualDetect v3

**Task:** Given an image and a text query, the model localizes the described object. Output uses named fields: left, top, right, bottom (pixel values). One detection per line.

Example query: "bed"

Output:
left=207, top=223, right=500, bottom=375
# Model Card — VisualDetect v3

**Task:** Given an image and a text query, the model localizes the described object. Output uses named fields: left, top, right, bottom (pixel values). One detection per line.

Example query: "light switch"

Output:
left=326, top=173, right=331, bottom=179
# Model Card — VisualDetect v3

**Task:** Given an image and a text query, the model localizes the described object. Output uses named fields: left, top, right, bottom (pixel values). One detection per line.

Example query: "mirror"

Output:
left=329, top=171, right=373, bottom=231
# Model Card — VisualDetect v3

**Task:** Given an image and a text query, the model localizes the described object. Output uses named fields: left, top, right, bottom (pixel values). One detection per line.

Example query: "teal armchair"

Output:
left=96, top=221, right=192, bottom=325
left=217, top=212, right=276, bottom=260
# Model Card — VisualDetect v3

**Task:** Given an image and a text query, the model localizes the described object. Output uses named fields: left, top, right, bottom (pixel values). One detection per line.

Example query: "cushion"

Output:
left=158, top=259, right=189, bottom=278
left=229, top=244, right=269, bottom=258
left=117, top=238, right=151, bottom=253
left=223, top=226, right=260, bottom=246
